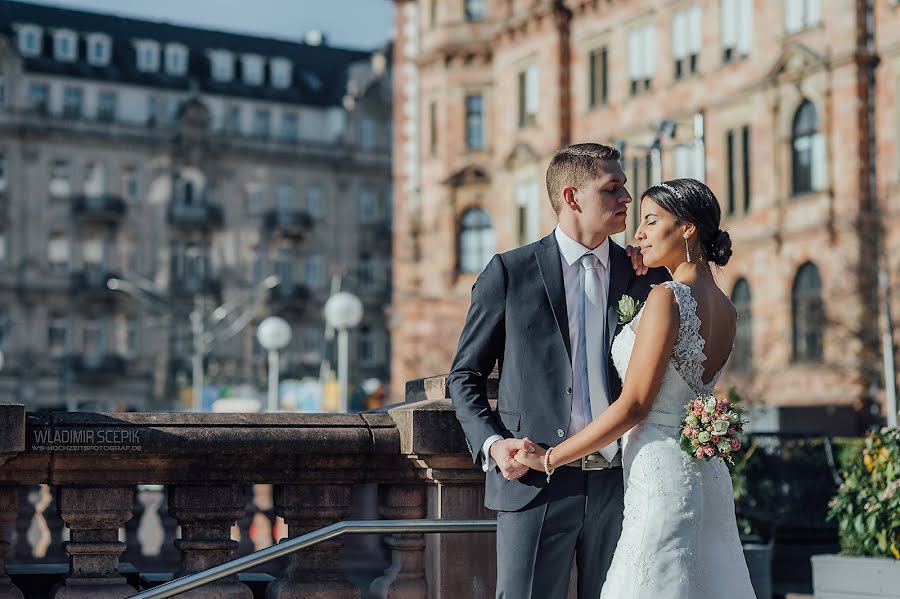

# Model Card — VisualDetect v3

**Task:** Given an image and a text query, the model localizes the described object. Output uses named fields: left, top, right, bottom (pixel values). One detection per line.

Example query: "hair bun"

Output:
left=705, top=229, right=732, bottom=267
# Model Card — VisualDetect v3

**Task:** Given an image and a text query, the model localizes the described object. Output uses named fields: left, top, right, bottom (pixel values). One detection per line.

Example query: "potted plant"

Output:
left=812, top=427, right=900, bottom=597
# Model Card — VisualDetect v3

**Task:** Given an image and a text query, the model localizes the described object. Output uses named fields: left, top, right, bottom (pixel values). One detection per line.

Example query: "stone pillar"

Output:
left=167, top=484, right=252, bottom=599
left=423, top=461, right=495, bottom=599
left=52, top=486, right=136, bottom=599
left=368, top=483, right=427, bottom=599
left=267, top=483, right=360, bottom=599
left=0, top=487, right=23, bottom=599
left=389, top=393, right=498, bottom=599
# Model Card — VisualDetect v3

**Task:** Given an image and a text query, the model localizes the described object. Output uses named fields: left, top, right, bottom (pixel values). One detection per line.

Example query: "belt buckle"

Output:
left=581, top=453, right=611, bottom=471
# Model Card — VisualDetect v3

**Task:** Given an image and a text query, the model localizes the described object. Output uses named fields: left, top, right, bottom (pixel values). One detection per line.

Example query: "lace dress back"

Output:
left=600, top=281, right=755, bottom=599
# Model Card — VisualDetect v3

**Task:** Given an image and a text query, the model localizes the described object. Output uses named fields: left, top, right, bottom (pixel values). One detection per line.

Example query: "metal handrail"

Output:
left=130, top=518, right=497, bottom=598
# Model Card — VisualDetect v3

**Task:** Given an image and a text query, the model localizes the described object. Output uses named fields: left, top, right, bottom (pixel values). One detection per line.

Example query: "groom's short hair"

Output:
left=546, top=143, right=621, bottom=213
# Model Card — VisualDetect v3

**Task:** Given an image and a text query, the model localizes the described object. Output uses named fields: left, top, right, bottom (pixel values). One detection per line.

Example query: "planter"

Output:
left=812, top=554, right=900, bottom=598
left=743, top=542, right=773, bottom=599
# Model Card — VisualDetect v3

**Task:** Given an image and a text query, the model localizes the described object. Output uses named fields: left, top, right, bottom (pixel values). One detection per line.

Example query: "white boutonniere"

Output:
left=617, top=295, right=642, bottom=325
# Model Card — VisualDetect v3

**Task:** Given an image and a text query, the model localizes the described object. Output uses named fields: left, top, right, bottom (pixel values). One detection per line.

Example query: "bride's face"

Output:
left=634, top=196, right=688, bottom=269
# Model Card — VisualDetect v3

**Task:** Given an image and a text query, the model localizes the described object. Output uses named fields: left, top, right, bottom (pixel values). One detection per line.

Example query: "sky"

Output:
left=13, top=0, right=396, bottom=51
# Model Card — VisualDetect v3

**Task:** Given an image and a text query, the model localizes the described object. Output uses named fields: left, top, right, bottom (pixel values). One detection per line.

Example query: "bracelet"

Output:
left=543, top=447, right=556, bottom=483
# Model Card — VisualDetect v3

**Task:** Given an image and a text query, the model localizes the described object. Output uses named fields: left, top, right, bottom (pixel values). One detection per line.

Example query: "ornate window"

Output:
left=458, top=208, right=495, bottom=274
left=730, top=279, right=752, bottom=372
left=792, top=262, right=824, bottom=362
left=791, top=100, right=826, bottom=195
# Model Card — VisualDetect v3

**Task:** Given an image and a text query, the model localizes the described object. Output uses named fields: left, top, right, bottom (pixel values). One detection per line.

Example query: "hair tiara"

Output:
left=658, top=182, right=683, bottom=200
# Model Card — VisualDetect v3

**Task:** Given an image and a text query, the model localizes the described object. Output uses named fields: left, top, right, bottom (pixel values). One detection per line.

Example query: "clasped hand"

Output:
left=492, top=437, right=548, bottom=479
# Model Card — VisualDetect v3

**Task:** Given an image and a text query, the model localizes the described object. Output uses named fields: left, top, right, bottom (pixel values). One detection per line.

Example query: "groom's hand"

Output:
left=489, top=438, right=536, bottom=481
left=625, top=245, right=648, bottom=276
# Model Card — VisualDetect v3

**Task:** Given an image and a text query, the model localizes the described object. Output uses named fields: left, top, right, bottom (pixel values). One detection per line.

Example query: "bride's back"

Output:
left=685, top=277, right=737, bottom=385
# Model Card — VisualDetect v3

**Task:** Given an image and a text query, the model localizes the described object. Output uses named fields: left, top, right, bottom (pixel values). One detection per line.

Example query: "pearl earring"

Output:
left=684, top=234, right=691, bottom=263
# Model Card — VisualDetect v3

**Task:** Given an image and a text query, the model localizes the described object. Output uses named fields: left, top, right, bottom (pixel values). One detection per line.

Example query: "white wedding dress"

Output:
left=600, top=281, right=756, bottom=599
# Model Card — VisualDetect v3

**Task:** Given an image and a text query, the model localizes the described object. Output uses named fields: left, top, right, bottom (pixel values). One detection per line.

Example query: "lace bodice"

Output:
left=611, top=281, right=724, bottom=416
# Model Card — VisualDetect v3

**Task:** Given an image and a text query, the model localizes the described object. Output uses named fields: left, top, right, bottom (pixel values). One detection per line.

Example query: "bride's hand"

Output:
left=514, top=439, right=546, bottom=471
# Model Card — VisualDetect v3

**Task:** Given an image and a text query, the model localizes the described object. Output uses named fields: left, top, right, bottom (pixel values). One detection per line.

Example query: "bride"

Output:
left=515, top=178, right=756, bottom=598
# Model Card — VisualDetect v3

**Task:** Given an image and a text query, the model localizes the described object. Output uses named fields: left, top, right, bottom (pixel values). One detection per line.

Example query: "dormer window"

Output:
left=54, top=29, right=77, bottom=62
left=208, top=50, right=234, bottom=82
left=165, top=43, right=188, bottom=76
left=241, top=54, right=264, bottom=86
left=271, top=57, right=292, bottom=89
left=134, top=40, right=160, bottom=72
left=16, top=24, right=42, bottom=57
left=86, top=33, right=111, bottom=66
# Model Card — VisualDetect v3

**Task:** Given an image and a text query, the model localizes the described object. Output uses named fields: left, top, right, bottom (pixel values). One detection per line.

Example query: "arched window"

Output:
left=458, top=208, right=495, bottom=274
left=182, top=181, right=195, bottom=205
left=730, top=279, right=752, bottom=372
left=358, top=325, right=374, bottom=364
left=791, top=100, right=826, bottom=195
left=792, top=262, right=824, bottom=362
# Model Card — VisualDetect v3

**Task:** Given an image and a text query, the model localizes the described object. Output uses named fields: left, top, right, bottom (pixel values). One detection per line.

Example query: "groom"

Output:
left=449, top=143, right=669, bottom=598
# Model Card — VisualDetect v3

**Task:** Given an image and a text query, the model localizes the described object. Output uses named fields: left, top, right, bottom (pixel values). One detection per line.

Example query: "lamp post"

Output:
left=256, top=316, right=292, bottom=413
left=108, top=275, right=279, bottom=411
left=324, top=291, right=363, bottom=413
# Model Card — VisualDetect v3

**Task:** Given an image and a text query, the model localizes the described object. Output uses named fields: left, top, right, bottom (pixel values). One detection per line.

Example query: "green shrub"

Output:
left=827, top=427, right=900, bottom=559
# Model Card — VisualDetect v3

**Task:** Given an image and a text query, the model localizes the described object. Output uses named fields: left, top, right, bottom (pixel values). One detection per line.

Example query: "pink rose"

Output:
left=731, top=439, right=741, bottom=452
left=683, top=427, right=694, bottom=436
left=706, top=426, right=713, bottom=432
left=693, top=408, right=703, bottom=417
left=693, top=400, right=703, bottom=410
left=711, top=435, right=720, bottom=443
left=703, top=446, right=716, bottom=457
left=727, top=427, right=736, bottom=436
left=691, top=439, right=700, bottom=447
left=695, top=448, right=704, bottom=459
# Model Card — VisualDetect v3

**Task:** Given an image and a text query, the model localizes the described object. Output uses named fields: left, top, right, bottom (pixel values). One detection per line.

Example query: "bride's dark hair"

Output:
left=643, top=178, right=732, bottom=267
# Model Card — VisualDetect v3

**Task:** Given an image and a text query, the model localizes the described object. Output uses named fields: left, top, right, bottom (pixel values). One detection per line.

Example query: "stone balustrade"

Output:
left=0, top=374, right=496, bottom=598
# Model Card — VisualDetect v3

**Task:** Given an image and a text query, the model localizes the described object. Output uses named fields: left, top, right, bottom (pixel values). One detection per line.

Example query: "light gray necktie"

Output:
left=581, top=254, right=618, bottom=462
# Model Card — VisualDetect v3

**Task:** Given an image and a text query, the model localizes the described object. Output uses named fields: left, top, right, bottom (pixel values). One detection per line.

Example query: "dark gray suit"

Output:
left=449, top=232, right=668, bottom=598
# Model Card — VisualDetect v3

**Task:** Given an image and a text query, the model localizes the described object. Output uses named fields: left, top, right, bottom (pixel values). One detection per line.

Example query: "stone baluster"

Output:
left=52, top=486, right=135, bottom=599
left=267, top=483, right=360, bottom=599
left=167, top=484, right=252, bottom=599
left=0, top=487, right=23, bottom=599
left=368, top=482, right=427, bottom=599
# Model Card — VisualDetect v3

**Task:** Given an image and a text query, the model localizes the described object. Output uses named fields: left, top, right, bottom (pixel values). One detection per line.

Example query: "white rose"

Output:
left=697, top=431, right=711, bottom=443
left=711, top=419, right=730, bottom=435
left=717, top=441, right=732, bottom=453
left=729, top=413, right=740, bottom=423
left=686, top=415, right=700, bottom=427
left=703, top=398, right=717, bottom=414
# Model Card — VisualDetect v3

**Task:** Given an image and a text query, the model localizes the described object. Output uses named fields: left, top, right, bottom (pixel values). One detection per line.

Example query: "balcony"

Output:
left=169, top=276, right=222, bottom=298
left=267, top=282, right=311, bottom=313
left=71, top=268, right=120, bottom=299
left=71, top=194, right=126, bottom=223
left=64, top=353, right=127, bottom=383
left=264, top=209, right=313, bottom=238
left=0, top=373, right=496, bottom=597
left=167, top=201, right=225, bottom=230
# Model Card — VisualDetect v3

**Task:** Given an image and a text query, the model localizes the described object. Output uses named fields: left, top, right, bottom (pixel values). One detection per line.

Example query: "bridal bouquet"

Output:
left=679, top=395, right=746, bottom=465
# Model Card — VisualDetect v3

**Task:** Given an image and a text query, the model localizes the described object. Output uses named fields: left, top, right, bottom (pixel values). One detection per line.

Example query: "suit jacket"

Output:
left=448, top=231, right=670, bottom=512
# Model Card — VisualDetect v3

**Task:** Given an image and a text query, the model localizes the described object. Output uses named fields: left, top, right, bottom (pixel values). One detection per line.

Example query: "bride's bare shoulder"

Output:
left=640, top=285, right=681, bottom=326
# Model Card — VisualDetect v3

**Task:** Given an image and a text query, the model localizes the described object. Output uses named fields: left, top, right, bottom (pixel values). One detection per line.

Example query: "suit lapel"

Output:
left=606, top=241, right=634, bottom=352
left=535, top=234, right=572, bottom=362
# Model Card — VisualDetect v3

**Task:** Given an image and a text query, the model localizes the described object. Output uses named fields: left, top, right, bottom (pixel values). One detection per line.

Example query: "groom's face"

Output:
left=573, top=159, right=631, bottom=235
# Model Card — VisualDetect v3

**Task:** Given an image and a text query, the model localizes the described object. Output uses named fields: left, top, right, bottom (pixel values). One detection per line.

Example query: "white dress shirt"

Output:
left=481, top=226, right=612, bottom=471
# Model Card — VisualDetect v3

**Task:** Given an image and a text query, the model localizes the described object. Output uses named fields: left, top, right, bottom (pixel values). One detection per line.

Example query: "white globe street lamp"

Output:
left=324, top=292, right=363, bottom=413
left=256, top=316, right=292, bottom=413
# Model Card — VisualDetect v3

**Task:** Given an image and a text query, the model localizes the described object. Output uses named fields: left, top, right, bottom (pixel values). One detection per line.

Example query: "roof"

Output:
left=0, top=0, right=373, bottom=107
